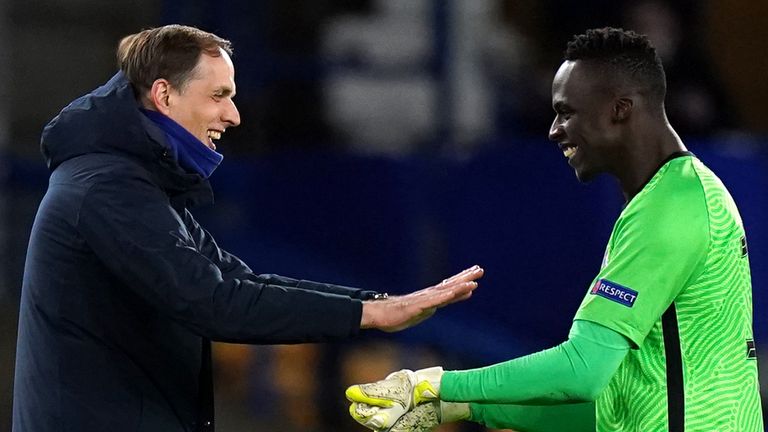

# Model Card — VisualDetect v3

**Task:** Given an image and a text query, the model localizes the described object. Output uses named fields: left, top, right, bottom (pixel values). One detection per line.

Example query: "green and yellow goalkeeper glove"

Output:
left=346, top=367, right=469, bottom=430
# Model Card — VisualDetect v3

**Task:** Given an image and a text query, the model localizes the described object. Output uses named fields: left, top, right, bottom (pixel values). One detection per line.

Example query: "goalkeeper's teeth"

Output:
left=563, top=145, right=577, bottom=158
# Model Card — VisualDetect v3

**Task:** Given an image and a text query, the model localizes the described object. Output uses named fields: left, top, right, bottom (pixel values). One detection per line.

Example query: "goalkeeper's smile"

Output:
left=548, top=59, right=631, bottom=185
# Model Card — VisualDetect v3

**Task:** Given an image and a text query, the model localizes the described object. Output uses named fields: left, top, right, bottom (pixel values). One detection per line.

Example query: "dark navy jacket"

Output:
left=13, top=73, right=375, bottom=432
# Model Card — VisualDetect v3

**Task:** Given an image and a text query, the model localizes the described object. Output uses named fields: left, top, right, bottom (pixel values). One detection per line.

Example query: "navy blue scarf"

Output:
left=141, top=109, right=223, bottom=178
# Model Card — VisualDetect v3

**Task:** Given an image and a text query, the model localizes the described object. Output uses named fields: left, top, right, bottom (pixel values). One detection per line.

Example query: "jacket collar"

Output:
left=41, top=71, right=214, bottom=209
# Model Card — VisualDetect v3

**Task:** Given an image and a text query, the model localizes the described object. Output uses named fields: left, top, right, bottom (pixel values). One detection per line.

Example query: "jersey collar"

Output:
left=625, top=151, right=695, bottom=205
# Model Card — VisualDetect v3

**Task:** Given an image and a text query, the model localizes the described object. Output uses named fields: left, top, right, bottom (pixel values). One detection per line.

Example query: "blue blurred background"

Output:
left=1, top=1, right=766, bottom=430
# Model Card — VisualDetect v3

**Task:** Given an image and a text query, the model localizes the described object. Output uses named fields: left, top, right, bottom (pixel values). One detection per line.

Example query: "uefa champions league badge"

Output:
left=591, top=279, right=638, bottom=307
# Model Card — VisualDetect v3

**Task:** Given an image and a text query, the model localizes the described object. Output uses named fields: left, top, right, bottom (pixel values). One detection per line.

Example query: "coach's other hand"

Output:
left=360, top=266, right=483, bottom=332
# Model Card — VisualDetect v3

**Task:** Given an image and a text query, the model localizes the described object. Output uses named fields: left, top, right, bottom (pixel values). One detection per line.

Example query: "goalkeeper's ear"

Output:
left=612, top=96, right=633, bottom=123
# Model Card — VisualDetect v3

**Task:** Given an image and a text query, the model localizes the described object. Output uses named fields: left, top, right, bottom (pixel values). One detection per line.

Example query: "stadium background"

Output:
left=0, top=0, right=766, bottom=430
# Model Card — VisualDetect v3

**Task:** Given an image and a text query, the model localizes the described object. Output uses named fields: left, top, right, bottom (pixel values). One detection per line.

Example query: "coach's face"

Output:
left=548, top=60, right=623, bottom=182
left=153, top=48, right=241, bottom=150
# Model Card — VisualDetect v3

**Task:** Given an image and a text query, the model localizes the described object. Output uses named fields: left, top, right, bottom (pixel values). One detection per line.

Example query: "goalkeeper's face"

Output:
left=548, top=60, right=625, bottom=182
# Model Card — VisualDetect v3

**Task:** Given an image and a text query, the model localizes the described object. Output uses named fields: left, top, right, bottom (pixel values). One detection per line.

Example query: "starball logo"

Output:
left=591, top=279, right=638, bottom=307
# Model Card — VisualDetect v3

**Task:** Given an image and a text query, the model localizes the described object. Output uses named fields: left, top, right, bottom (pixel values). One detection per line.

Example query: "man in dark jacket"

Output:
left=13, top=25, right=483, bottom=432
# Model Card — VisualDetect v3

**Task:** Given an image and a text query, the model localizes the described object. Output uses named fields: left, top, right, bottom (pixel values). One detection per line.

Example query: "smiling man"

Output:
left=12, top=25, right=484, bottom=432
left=345, top=27, right=762, bottom=432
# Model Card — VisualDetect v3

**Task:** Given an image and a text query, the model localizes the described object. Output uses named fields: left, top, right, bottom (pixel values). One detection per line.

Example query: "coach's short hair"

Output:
left=117, top=24, right=233, bottom=94
left=565, top=27, right=666, bottom=106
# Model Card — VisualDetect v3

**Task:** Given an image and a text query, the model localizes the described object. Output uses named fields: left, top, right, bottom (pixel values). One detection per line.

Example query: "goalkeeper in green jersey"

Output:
left=345, top=27, right=763, bottom=432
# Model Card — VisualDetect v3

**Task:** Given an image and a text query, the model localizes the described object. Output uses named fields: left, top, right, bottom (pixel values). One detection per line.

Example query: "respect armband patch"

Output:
left=590, top=279, right=638, bottom=308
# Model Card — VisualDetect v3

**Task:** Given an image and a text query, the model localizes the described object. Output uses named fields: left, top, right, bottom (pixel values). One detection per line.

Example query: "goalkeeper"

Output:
left=346, top=27, right=763, bottom=432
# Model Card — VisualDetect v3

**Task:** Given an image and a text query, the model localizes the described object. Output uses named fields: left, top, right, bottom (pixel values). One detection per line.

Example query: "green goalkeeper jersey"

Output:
left=574, top=152, right=762, bottom=431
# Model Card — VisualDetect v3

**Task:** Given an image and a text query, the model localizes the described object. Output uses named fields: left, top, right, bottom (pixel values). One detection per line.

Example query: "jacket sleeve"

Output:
left=76, top=171, right=363, bottom=344
left=182, top=210, right=379, bottom=300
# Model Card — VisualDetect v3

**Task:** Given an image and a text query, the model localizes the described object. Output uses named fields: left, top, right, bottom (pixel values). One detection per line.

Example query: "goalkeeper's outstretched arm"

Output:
left=443, top=319, right=629, bottom=405
left=346, top=319, right=630, bottom=430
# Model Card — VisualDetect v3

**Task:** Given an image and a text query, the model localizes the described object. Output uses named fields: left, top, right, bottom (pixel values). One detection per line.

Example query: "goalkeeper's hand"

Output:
left=351, top=400, right=470, bottom=432
left=345, top=367, right=445, bottom=430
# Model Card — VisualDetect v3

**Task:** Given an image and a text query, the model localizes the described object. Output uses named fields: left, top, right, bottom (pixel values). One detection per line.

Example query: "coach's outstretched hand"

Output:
left=345, top=367, right=469, bottom=431
left=360, top=266, right=483, bottom=332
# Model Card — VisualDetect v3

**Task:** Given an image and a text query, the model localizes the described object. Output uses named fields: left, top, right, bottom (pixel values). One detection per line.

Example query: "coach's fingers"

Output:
left=409, top=281, right=476, bottom=306
left=445, top=290, right=474, bottom=305
left=439, top=266, right=483, bottom=286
